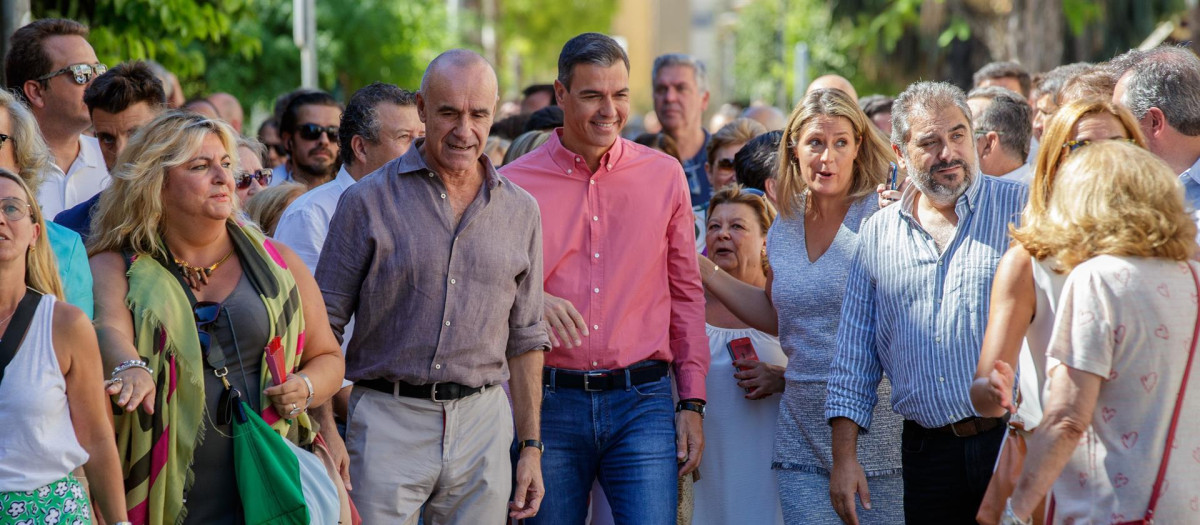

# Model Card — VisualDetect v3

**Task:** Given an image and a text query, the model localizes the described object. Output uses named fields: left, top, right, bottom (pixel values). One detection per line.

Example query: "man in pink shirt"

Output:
left=501, top=32, right=708, bottom=524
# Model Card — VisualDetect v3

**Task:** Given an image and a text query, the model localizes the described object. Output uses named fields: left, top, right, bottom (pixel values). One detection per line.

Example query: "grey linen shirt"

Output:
left=315, top=140, right=549, bottom=387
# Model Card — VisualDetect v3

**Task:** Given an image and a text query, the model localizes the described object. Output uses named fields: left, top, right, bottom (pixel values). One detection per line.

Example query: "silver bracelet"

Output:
left=111, top=359, right=153, bottom=380
left=296, top=371, right=315, bottom=409
left=1001, top=498, right=1033, bottom=525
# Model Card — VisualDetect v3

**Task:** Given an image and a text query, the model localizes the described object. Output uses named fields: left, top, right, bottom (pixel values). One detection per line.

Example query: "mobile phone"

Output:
left=887, top=162, right=899, bottom=191
left=728, top=337, right=760, bottom=393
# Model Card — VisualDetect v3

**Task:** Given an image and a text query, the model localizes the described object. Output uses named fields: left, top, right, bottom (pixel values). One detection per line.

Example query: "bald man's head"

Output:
left=807, top=74, right=858, bottom=102
left=208, top=92, right=244, bottom=132
left=417, top=49, right=499, bottom=177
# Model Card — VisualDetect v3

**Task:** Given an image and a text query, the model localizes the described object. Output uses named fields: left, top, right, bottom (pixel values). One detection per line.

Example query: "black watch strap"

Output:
left=677, top=399, right=706, bottom=418
left=517, top=439, right=545, bottom=453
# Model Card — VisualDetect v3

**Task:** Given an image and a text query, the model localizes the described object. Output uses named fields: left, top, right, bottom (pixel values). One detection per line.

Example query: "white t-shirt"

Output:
left=36, top=135, right=109, bottom=218
left=1046, top=255, right=1200, bottom=524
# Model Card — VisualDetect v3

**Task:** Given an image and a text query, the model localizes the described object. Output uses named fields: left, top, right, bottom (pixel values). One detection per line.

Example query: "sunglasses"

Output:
left=264, top=142, right=287, bottom=157
left=0, top=133, right=10, bottom=150
left=194, top=301, right=222, bottom=356
left=0, top=197, right=32, bottom=222
left=297, top=123, right=339, bottom=142
left=36, top=63, right=108, bottom=85
left=1061, top=138, right=1137, bottom=154
left=714, top=158, right=735, bottom=171
left=235, top=168, right=273, bottom=189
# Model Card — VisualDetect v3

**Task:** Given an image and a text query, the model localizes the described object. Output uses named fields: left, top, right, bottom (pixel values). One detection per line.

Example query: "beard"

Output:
left=905, top=150, right=978, bottom=206
left=295, top=146, right=338, bottom=179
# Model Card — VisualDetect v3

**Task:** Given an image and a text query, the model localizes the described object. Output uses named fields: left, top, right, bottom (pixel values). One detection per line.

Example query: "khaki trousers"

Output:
left=346, top=385, right=513, bottom=525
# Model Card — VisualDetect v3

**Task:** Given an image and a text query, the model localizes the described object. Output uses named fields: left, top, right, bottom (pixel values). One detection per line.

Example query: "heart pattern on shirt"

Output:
left=1079, top=311, right=1096, bottom=325
left=1142, top=372, right=1159, bottom=392
left=1158, top=283, right=1171, bottom=297
left=1121, top=432, right=1139, bottom=449
left=1078, top=472, right=1088, bottom=487
left=1113, top=325, right=1126, bottom=345
left=1113, top=472, right=1130, bottom=488
left=1116, top=268, right=1131, bottom=285
left=1190, top=496, right=1199, bottom=512
left=1193, top=446, right=1200, bottom=463
left=1111, top=513, right=1126, bottom=523
left=1155, top=324, right=1170, bottom=339
left=1109, top=369, right=1119, bottom=381
left=1101, top=406, right=1116, bottom=423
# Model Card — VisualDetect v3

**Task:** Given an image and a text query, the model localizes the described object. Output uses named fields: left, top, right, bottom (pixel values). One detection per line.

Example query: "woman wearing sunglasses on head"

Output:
left=87, top=111, right=345, bottom=524
left=971, top=100, right=1145, bottom=522
left=0, top=169, right=128, bottom=524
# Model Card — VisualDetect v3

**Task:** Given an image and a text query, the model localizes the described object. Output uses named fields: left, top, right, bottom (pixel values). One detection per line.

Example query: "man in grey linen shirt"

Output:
left=315, top=49, right=549, bottom=524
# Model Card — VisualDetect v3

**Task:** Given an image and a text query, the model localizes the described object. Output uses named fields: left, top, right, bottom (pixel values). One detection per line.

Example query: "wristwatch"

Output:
left=517, top=439, right=545, bottom=454
left=676, top=399, right=706, bottom=419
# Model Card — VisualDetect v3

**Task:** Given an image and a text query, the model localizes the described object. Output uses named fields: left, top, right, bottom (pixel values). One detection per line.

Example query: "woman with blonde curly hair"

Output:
left=699, top=88, right=903, bottom=524
left=1005, top=141, right=1199, bottom=524
left=88, top=111, right=345, bottom=524
left=973, top=99, right=1146, bottom=432
left=0, top=169, right=128, bottom=524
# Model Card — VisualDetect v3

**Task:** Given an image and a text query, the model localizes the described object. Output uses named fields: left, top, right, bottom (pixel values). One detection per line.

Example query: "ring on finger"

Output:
left=289, top=402, right=301, bottom=416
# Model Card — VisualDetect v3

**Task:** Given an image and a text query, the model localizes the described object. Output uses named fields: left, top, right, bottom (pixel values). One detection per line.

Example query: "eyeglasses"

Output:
left=715, top=158, right=735, bottom=171
left=264, top=142, right=287, bottom=157
left=36, top=63, right=108, bottom=85
left=0, top=133, right=10, bottom=150
left=194, top=301, right=223, bottom=356
left=973, top=129, right=1006, bottom=137
left=235, top=168, right=273, bottom=189
left=0, top=197, right=32, bottom=222
left=297, top=123, right=339, bottom=142
left=1061, top=138, right=1137, bottom=154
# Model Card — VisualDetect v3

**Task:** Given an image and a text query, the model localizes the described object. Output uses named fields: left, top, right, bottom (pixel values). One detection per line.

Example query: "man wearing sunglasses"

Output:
left=4, top=18, right=109, bottom=218
left=53, top=61, right=166, bottom=243
left=967, top=86, right=1033, bottom=184
left=273, top=90, right=343, bottom=190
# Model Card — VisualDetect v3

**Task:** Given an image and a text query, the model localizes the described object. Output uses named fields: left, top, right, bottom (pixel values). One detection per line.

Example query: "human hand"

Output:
left=988, top=360, right=1018, bottom=415
left=733, top=360, right=785, bottom=399
left=875, top=177, right=908, bottom=208
left=509, top=449, right=545, bottom=519
left=543, top=292, right=589, bottom=349
left=829, top=456, right=871, bottom=525
left=676, top=409, right=705, bottom=476
left=321, top=426, right=352, bottom=490
left=106, top=366, right=156, bottom=414
left=696, top=251, right=720, bottom=284
left=264, top=374, right=311, bottom=419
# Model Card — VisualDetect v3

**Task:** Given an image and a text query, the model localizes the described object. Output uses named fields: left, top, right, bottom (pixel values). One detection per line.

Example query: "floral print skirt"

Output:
left=1, top=473, right=90, bottom=525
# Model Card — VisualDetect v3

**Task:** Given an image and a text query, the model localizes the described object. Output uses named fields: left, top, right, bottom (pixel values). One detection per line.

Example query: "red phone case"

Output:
left=727, top=337, right=759, bottom=372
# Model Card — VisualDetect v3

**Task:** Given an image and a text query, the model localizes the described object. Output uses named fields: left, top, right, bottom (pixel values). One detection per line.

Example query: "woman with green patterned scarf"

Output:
left=87, top=112, right=346, bottom=524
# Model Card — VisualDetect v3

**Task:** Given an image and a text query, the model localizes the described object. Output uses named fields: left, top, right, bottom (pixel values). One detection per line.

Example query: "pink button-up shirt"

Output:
left=501, top=129, right=709, bottom=400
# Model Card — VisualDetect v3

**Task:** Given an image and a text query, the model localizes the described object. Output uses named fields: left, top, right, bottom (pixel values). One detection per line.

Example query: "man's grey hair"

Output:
left=557, top=33, right=629, bottom=91
left=1118, top=45, right=1200, bottom=137
left=891, top=81, right=973, bottom=147
left=973, top=61, right=1032, bottom=98
left=652, top=53, right=708, bottom=93
left=967, top=86, right=1032, bottom=159
left=340, top=82, right=417, bottom=166
left=1032, top=62, right=1091, bottom=103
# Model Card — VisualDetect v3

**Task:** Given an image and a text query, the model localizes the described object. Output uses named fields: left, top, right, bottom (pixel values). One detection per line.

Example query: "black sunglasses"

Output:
left=194, top=301, right=222, bottom=356
left=0, top=133, right=10, bottom=150
left=715, top=158, right=735, bottom=171
left=265, top=142, right=287, bottom=157
left=235, top=168, right=273, bottom=189
left=297, top=123, right=339, bottom=142
left=36, top=63, right=107, bottom=85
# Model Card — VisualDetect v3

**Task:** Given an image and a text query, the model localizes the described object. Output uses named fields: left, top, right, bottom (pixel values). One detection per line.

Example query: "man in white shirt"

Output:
left=1111, top=46, right=1200, bottom=211
left=967, top=86, right=1033, bottom=184
left=4, top=18, right=110, bottom=217
left=274, top=82, right=423, bottom=272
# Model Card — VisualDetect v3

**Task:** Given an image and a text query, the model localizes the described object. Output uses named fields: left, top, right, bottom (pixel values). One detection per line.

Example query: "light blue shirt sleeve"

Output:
left=46, top=222, right=94, bottom=319
left=273, top=205, right=328, bottom=275
left=825, top=223, right=884, bottom=431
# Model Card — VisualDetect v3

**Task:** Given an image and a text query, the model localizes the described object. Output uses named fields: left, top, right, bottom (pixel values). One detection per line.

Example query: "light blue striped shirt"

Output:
left=825, top=174, right=1028, bottom=430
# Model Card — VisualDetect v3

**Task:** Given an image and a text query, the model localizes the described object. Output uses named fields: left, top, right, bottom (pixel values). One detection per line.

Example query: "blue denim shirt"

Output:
left=681, top=129, right=711, bottom=208
left=825, top=175, right=1028, bottom=429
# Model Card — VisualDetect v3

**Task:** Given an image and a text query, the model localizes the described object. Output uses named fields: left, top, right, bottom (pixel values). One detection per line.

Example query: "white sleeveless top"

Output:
left=1014, top=257, right=1067, bottom=430
left=0, top=294, right=89, bottom=491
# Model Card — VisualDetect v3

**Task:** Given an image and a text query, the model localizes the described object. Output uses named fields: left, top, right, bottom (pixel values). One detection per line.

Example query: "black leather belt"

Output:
left=907, top=416, right=1008, bottom=438
left=543, top=361, right=670, bottom=391
left=357, top=378, right=484, bottom=401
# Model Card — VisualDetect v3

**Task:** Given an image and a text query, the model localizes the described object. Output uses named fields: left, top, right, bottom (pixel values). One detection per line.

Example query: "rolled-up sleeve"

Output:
left=826, top=235, right=884, bottom=431
left=666, top=166, right=709, bottom=401
left=315, top=189, right=372, bottom=345
left=507, top=204, right=550, bottom=358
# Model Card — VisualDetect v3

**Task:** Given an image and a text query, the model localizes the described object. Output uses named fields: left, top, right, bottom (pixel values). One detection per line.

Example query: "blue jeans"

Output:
left=527, top=373, right=678, bottom=525
left=901, top=420, right=1004, bottom=524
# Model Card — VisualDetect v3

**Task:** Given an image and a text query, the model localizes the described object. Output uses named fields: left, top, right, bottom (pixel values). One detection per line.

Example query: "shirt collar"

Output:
left=1181, top=154, right=1200, bottom=186
left=334, top=165, right=355, bottom=190
left=395, top=138, right=502, bottom=189
left=682, top=128, right=711, bottom=168
left=546, top=128, right=625, bottom=176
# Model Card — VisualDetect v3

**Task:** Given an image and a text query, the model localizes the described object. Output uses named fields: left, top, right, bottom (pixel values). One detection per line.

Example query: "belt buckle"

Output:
left=429, top=382, right=445, bottom=402
left=582, top=371, right=606, bottom=392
